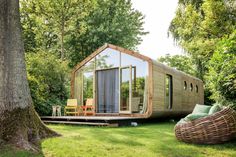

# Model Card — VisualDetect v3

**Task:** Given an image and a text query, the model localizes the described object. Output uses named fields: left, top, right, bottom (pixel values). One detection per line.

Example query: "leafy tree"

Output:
left=169, top=0, right=236, bottom=79
left=169, top=0, right=236, bottom=105
left=20, top=0, right=94, bottom=59
left=158, top=54, right=196, bottom=76
left=68, top=0, right=147, bottom=67
left=20, top=0, right=147, bottom=66
left=26, top=52, right=70, bottom=115
left=20, top=0, right=57, bottom=53
left=205, top=31, right=236, bottom=107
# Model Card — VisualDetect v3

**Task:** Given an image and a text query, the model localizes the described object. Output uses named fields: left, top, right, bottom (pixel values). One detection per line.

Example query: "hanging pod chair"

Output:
left=175, top=107, right=236, bottom=144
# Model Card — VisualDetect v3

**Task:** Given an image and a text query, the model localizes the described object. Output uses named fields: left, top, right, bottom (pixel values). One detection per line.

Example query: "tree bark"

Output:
left=60, top=22, right=65, bottom=60
left=0, top=0, right=58, bottom=151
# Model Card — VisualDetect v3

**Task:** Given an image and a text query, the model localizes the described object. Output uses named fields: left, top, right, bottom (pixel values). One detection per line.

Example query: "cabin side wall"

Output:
left=150, top=61, right=204, bottom=118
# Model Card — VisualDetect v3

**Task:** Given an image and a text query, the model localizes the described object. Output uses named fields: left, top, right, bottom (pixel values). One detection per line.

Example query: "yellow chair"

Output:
left=64, top=99, right=80, bottom=116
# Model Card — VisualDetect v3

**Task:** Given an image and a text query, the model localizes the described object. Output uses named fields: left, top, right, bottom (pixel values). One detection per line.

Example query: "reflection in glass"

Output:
left=120, top=67, right=130, bottom=112
left=131, top=67, right=140, bottom=112
left=83, top=72, right=93, bottom=105
left=82, top=58, right=95, bottom=105
left=84, top=58, right=95, bottom=72
left=96, top=48, right=120, bottom=69
left=121, top=53, right=148, bottom=113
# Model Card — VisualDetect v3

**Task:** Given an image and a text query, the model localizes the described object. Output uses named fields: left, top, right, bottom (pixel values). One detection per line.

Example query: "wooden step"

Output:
left=43, top=120, right=111, bottom=126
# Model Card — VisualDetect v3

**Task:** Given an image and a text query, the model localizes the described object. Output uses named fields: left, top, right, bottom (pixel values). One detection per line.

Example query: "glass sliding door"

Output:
left=119, top=66, right=132, bottom=113
left=120, top=52, right=148, bottom=113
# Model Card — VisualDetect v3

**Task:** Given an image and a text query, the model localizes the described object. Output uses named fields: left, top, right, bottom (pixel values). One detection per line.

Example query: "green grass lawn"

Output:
left=1, top=122, right=236, bottom=157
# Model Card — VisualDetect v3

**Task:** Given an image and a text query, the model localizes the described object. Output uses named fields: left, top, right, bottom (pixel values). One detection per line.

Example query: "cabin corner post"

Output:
left=144, top=59, right=154, bottom=118
left=70, top=70, right=76, bottom=99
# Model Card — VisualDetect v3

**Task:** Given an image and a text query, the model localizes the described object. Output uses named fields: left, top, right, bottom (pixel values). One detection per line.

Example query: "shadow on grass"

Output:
left=85, top=122, right=173, bottom=147
left=84, top=122, right=236, bottom=157
left=0, top=144, right=44, bottom=157
left=0, top=132, right=64, bottom=157
left=35, top=123, right=236, bottom=157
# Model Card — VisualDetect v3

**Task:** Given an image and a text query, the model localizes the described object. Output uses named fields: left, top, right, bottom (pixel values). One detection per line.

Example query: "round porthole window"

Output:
left=190, top=83, right=193, bottom=91
left=184, top=81, right=187, bottom=90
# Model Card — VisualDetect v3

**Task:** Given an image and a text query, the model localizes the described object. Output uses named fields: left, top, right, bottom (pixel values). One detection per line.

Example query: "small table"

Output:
left=52, top=105, right=61, bottom=116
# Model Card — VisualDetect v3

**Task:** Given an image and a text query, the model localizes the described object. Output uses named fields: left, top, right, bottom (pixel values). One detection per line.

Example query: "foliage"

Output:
left=20, top=0, right=95, bottom=59
left=83, top=75, right=93, bottom=104
left=169, top=0, right=236, bottom=104
left=121, top=77, right=146, bottom=101
left=68, top=0, right=148, bottom=67
left=169, top=0, right=236, bottom=79
left=26, top=52, right=70, bottom=115
left=121, top=81, right=129, bottom=99
left=2, top=123, right=236, bottom=157
left=20, top=0, right=147, bottom=66
left=205, top=31, right=236, bottom=107
left=158, top=54, right=196, bottom=76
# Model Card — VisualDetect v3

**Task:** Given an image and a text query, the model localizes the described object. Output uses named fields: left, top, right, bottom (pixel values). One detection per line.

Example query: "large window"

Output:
left=74, top=48, right=149, bottom=113
left=96, top=48, right=120, bottom=70
left=121, top=53, right=148, bottom=113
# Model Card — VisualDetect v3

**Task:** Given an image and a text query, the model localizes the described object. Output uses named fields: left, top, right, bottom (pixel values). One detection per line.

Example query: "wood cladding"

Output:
left=151, top=61, right=204, bottom=118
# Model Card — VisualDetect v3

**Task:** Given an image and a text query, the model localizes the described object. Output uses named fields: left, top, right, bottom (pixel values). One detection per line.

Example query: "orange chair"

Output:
left=81, top=98, right=95, bottom=116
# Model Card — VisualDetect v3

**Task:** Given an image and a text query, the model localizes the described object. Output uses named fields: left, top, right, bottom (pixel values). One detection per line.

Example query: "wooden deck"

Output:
left=43, top=120, right=112, bottom=126
left=41, top=116, right=142, bottom=120
left=41, top=116, right=145, bottom=126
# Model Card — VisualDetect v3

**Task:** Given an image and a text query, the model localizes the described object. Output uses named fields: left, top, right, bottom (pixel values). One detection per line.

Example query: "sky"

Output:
left=131, top=0, right=184, bottom=59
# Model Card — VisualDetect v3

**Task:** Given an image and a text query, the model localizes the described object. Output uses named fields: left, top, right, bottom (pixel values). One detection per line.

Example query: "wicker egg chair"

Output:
left=175, top=107, right=236, bottom=144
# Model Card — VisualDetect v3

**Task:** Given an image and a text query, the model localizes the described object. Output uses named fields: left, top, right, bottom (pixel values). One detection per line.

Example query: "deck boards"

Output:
left=43, top=120, right=111, bottom=126
left=41, top=116, right=143, bottom=121
left=41, top=116, right=144, bottom=126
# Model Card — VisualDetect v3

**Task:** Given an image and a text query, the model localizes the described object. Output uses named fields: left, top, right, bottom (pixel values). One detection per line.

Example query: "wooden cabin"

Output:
left=71, top=44, right=204, bottom=118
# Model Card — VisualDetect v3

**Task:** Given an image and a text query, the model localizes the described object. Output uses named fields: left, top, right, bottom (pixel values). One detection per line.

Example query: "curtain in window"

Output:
left=97, top=69, right=119, bottom=113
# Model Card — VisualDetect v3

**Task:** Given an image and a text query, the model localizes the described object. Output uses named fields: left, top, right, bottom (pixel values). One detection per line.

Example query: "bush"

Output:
left=205, top=31, right=236, bottom=107
left=26, top=51, right=70, bottom=115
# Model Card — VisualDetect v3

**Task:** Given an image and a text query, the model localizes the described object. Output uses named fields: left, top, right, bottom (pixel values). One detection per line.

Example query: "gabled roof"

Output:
left=72, top=43, right=153, bottom=73
left=72, top=43, right=202, bottom=82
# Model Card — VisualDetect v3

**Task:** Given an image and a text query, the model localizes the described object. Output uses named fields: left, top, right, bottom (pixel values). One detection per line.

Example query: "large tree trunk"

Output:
left=0, top=0, right=58, bottom=151
left=60, top=23, right=65, bottom=60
